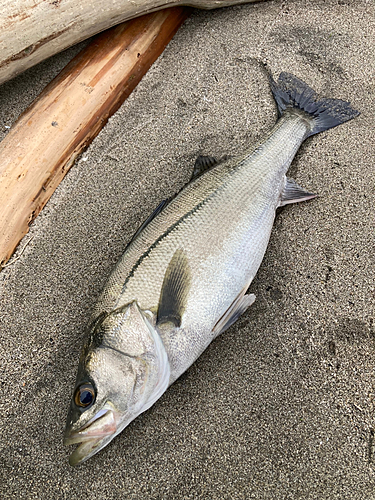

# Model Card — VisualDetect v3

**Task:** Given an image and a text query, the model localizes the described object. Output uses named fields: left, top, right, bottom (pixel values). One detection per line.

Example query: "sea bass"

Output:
left=64, top=72, right=359, bottom=465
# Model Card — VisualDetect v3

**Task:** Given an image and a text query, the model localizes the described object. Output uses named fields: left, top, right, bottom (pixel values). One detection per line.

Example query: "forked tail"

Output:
left=270, top=72, right=360, bottom=137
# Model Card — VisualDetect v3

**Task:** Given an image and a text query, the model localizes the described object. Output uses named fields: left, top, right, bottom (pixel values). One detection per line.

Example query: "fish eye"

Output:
left=74, top=383, right=96, bottom=408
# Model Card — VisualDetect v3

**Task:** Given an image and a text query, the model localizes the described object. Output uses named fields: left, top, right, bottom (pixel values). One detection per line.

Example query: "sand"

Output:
left=0, top=0, right=374, bottom=498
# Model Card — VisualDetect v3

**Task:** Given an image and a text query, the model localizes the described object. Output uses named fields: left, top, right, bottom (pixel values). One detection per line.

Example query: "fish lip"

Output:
left=67, top=434, right=114, bottom=466
left=64, top=408, right=120, bottom=465
left=64, top=408, right=113, bottom=444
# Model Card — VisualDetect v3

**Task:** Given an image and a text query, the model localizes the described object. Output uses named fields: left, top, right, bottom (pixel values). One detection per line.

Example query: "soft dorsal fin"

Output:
left=157, top=249, right=191, bottom=327
left=190, top=155, right=219, bottom=181
left=279, top=177, right=317, bottom=207
left=127, top=155, right=221, bottom=246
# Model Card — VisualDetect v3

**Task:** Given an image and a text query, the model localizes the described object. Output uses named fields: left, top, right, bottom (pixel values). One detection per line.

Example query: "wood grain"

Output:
left=0, top=0, right=262, bottom=85
left=0, top=8, right=190, bottom=267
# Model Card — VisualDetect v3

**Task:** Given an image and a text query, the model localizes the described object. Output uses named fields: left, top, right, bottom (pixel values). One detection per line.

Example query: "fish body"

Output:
left=96, top=109, right=310, bottom=381
left=64, top=72, right=359, bottom=465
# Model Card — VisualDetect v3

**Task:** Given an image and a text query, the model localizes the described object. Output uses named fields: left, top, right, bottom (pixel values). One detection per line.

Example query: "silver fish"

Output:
left=64, top=72, right=359, bottom=465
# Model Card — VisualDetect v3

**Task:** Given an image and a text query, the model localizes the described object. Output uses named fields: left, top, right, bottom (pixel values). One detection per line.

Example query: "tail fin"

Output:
left=270, top=72, right=360, bottom=137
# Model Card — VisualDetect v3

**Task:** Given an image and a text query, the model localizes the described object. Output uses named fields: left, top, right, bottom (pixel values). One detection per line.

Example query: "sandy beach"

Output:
left=0, top=0, right=374, bottom=498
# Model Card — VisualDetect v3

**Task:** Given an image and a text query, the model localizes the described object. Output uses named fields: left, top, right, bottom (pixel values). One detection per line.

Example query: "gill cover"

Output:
left=64, top=301, right=170, bottom=465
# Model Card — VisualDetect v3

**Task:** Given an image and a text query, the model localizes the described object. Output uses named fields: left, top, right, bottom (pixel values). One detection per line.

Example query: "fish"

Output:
left=64, top=71, right=359, bottom=466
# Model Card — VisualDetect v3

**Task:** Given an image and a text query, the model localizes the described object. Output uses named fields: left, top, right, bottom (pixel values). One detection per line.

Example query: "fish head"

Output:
left=64, top=301, right=170, bottom=466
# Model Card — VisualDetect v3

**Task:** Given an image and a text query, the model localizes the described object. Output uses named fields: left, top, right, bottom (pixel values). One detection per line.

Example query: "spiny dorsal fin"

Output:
left=128, top=199, right=169, bottom=245
left=157, top=248, right=191, bottom=327
left=279, top=177, right=317, bottom=207
left=190, top=155, right=219, bottom=181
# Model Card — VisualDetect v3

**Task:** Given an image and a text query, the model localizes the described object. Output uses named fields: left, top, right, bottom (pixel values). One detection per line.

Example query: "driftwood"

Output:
left=0, top=0, right=262, bottom=85
left=0, top=8, right=190, bottom=267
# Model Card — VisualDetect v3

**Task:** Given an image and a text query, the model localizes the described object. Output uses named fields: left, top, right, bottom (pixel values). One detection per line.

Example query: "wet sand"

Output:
left=0, top=0, right=374, bottom=498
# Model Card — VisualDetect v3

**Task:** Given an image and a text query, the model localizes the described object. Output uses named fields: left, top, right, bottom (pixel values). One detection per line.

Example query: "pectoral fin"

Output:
left=157, top=249, right=191, bottom=327
left=279, top=177, right=317, bottom=207
left=213, top=288, right=256, bottom=336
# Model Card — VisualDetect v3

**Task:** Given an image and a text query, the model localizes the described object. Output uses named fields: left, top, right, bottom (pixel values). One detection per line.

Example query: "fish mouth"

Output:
left=64, top=408, right=120, bottom=466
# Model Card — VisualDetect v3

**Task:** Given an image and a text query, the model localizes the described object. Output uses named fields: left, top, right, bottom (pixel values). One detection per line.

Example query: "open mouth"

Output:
left=64, top=409, right=118, bottom=466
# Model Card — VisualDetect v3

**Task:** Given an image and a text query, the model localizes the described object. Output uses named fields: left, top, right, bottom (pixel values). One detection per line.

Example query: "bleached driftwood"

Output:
left=0, top=8, right=190, bottom=267
left=0, top=0, right=262, bottom=85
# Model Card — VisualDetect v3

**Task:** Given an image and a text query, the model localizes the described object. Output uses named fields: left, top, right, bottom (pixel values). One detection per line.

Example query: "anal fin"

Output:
left=279, top=177, right=317, bottom=207
left=213, top=288, right=256, bottom=337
